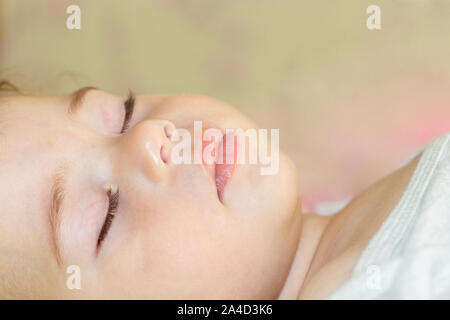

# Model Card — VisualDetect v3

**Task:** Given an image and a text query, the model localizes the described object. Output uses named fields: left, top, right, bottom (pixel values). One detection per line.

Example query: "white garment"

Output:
left=330, top=132, right=450, bottom=299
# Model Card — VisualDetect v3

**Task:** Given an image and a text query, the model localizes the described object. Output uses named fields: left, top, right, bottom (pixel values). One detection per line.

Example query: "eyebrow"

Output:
left=48, top=163, right=68, bottom=266
left=47, top=87, right=97, bottom=265
left=69, top=86, right=98, bottom=114
left=47, top=86, right=97, bottom=265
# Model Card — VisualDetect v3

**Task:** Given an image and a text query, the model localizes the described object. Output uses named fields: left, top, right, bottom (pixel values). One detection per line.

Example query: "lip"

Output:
left=202, top=132, right=236, bottom=203
left=214, top=132, right=237, bottom=202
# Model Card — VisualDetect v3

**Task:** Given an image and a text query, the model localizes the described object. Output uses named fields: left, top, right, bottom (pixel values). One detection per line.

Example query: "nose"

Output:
left=118, top=119, right=176, bottom=182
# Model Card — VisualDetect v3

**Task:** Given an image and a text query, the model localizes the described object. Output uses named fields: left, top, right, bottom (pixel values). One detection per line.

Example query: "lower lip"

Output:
left=215, top=133, right=237, bottom=202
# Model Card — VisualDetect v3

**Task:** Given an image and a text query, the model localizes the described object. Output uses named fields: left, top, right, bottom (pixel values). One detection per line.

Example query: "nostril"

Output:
left=164, top=125, right=174, bottom=139
left=160, top=145, right=169, bottom=163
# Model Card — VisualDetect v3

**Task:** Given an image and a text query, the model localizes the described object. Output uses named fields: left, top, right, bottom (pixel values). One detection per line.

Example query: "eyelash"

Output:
left=120, top=90, right=135, bottom=134
left=97, top=91, right=134, bottom=249
left=97, top=188, right=119, bottom=248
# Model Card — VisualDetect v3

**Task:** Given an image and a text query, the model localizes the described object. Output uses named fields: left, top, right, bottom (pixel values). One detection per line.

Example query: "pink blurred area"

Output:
left=299, top=80, right=450, bottom=213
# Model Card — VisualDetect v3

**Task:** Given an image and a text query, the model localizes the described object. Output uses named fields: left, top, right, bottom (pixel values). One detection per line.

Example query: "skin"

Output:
left=0, top=89, right=421, bottom=299
left=0, top=90, right=300, bottom=299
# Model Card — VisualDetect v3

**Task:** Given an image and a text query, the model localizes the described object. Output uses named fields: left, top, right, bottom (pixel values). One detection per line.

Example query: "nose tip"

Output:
left=122, top=119, right=176, bottom=182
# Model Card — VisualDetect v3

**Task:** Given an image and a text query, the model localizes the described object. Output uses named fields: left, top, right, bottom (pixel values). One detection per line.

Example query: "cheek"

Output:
left=226, top=155, right=298, bottom=221
left=104, top=194, right=275, bottom=298
left=140, top=210, right=249, bottom=282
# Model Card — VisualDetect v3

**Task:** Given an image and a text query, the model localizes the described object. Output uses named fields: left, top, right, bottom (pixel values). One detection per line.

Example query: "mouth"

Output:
left=202, top=132, right=236, bottom=203
left=215, top=133, right=237, bottom=202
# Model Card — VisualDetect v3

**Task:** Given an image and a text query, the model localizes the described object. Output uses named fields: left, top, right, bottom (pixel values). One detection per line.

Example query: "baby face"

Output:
left=0, top=90, right=301, bottom=299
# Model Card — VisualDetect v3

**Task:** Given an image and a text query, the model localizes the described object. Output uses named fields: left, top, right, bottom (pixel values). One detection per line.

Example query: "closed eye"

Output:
left=97, top=187, right=119, bottom=250
left=120, top=90, right=135, bottom=134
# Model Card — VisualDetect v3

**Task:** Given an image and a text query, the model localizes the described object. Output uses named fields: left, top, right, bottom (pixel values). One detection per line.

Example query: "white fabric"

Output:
left=330, top=132, right=450, bottom=299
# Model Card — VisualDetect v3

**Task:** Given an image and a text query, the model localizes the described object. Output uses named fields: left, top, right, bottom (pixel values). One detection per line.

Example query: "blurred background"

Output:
left=1, top=0, right=450, bottom=212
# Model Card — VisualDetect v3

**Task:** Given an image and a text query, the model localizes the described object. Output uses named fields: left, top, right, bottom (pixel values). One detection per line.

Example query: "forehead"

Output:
left=0, top=95, right=70, bottom=245
left=0, top=94, right=68, bottom=125
left=0, top=94, right=74, bottom=153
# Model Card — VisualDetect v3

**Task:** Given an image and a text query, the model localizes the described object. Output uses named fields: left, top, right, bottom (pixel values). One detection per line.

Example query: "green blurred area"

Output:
left=1, top=0, right=450, bottom=199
